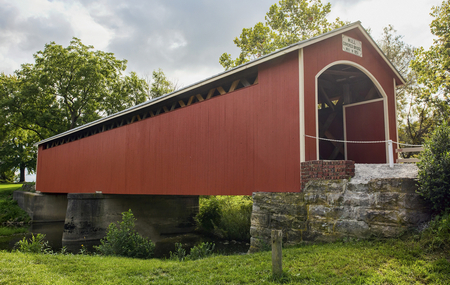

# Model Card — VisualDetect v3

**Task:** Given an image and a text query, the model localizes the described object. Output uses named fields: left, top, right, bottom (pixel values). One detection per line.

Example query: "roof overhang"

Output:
left=36, top=21, right=405, bottom=146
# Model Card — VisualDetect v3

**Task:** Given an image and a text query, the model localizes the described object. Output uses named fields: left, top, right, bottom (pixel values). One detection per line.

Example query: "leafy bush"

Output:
left=195, top=197, right=221, bottom=231
left=417, top=122, right=450, bottom=214
left=169, top=243, right=187, bottom=261
left=0, top=184, right=30, bottom=224
left=195, top=196, right=252, bottom=241
left=169, top=242, right=215, bottom=261
left=95, top=209, right=155, bottom=259
left=14, top=233, right=50, bottom=253
left=420, top=213, right=450, bottom=251
left=189, top=242, right=215, bottom=260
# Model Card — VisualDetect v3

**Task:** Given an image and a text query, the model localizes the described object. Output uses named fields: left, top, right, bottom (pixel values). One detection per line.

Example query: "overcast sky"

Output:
left=0, top=0, right=443, bottom=89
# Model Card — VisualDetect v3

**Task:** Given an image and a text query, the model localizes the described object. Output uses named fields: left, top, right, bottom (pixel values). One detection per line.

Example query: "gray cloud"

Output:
left=0, top=1, right=73, bottom=72
left=78, top=0, right=275, bottom=83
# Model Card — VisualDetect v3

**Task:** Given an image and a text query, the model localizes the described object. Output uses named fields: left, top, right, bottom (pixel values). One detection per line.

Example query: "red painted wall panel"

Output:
left=36, top=52, right=301, bottom=195
left=303, top=28, right=400, bottom=161
left=345, top=100, right=386, bottom=163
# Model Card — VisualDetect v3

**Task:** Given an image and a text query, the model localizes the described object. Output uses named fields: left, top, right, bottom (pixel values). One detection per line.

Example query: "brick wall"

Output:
left=300, top=160, right=355, bottom=191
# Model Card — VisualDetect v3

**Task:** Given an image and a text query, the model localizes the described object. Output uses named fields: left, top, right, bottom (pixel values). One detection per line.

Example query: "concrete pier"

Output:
left=62, top=193, right=199, bottom=250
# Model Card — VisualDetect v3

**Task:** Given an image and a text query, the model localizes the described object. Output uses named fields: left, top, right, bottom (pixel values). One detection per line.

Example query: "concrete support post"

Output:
left=271, top=229, right=283, bottom=277
left=388, top=140, right=394, bottom=168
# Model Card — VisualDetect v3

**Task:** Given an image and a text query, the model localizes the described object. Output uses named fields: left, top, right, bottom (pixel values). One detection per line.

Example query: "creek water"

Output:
left=0, top=222, right=250, bottom=258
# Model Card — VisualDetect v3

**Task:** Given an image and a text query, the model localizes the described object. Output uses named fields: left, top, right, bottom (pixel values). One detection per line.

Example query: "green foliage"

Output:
left=420, top=213, right=450, bottom=251
left=188, top=242, right=215, bottom=260
left=196, top=196, right=253, bottom=241
left=169, top=242, right=187, bottom=261
left=0, top=226, right=28, bottom=236
left=219, top=0, right=347, bottom=69
left=0, top=184, right=30, bottom=224
left=95, top=209, right=155, bottom=259
left=377, top=26, right=436, bottom=148
left=417, top=122, right=450, bottom=214
left=1, top=38, right=149, bottom=141
left=410, top=0, right=450, bottom=130
left=14, top=233, right=50, bottom=253
left=169, top=242, right=215, bottom=261
left=195, top=196, right=221, bottom=232
left=147, top=68, right=176, bottom=99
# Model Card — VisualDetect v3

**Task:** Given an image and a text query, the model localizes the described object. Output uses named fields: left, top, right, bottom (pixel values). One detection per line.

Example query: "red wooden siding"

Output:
left=345, top=100, right=386, bottom=163
left=303, top=28, right=400, bottom=161
left=36, top=52, right=300, bottom=195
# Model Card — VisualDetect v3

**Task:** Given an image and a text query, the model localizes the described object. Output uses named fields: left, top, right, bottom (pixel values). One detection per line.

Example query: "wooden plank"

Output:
left=131, top=116, right=136, bottom=123
left=253, top=75, right=259, bottom=85
left=241, top=78, right=251, bottom=87
left=163, top=106, right=170, bottom=113
left=150, top=110, right=155, bottom=117
left=187, top=96, right=194, bottom=106
left=324, top=130, right=344, bottom=157
left=196, top=94, right=204, bottom=102
left=396, top=147, right=424, bottom=153
left=229, top=80, right=240, bottom=92
left=319, top=85, right=335, bottom=111
left=155, top=108, right=161, bottom=115
left=217, top=86, right=226, bottom=95
left=364, top=87, right=377, bottom=100
left=206, top=88, right=215, bottom=100
left=179, top=100, right=186, bottom=107
left=170, top=102, right=177, bottom=111
left=142, top=113, right=148, bottom=119
left=136, top=114, right=141, bottom=121
left=319, top=112, right=338, bottom=137
left=397, top=158, right=420, bottom=163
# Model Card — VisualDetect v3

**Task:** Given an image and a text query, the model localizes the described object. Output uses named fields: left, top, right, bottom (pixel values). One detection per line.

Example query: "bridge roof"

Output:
left=35, top=21, right=404, bottom=146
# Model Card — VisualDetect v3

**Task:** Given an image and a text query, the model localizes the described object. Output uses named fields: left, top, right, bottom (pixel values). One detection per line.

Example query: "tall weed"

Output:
left=14, top=233, right=50, bottom=253
left=95, top=209, right=155, bottom=259
left=420, top=213, right=450, bottom=251
left=196, top=196, right=252, bottom=241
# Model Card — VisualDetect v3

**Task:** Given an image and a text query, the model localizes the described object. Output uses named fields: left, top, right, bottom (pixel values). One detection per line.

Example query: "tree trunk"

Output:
left=19, top=165, right=25, bottom=182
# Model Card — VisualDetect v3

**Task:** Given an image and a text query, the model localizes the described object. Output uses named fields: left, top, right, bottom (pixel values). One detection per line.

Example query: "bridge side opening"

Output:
left=317, top=64, right=382, bottom=160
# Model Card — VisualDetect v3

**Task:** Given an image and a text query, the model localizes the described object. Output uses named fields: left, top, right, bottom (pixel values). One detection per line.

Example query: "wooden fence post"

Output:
left=271, top=229, right=283, bottom=277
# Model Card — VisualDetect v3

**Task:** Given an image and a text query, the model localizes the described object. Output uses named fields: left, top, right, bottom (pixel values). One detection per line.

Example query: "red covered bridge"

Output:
left=35, top=22, right=404, bottom=196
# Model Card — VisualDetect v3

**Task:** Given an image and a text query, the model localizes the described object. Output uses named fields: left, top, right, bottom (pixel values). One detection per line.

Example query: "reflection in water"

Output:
left=1, top=222, right=249, bottom=258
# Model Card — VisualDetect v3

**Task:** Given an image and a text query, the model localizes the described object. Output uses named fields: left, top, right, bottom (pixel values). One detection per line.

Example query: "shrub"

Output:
left=169, top=242, right=215, bottom=261
left=95, top=209, right=155, bottom=259
left=417, top=121, right=450, bottom=214
left=189, top=242, right=215, bottom=260
left=195, top=197, right=221, bottom=232
left=14, top=233, right=51, bottom=253
left=195, top=196, right=252, bottom=241
left=169, top=243, right=187, bottom=261
left=420, top=213, right=450, bottom=251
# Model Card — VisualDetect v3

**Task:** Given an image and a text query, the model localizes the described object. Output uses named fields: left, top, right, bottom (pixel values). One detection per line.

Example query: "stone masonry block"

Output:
left=270, top=214, right=293, bottom=229
left=251, top=212, right=269, bottom=227
left=334, top=220, right=371, bottom=238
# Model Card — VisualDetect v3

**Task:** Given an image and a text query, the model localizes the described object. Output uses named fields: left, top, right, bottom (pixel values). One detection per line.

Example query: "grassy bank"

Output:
left=0, top=184, right=30, bottom=236
left=1, top=238, right=449, bottom=284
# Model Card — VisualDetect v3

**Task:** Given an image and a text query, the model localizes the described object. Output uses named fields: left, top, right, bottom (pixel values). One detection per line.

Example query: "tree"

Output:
left=0, top=73, right=38, bottom=182
left=410, top=0, right=450, bottom=129
left=219, top=0, right=347, bottom=69
left=377, top=26, right=436, bottom=147
left=0, top=128, right=37, bottom=182
left=147, top=68, right=177, bottom=99
left=1, top=38, right=149, bottom=140
left=417, top=121, right=450, bottom=214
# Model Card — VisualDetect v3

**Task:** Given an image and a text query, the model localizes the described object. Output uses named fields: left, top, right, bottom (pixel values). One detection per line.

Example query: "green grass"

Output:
left=0, top=226, right=28, bottom=236
left=0, top=183, right=30, bottom=234
left=1, top=239, right=449, bottom=284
